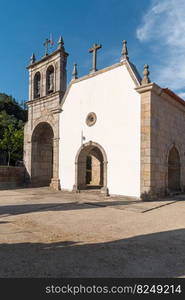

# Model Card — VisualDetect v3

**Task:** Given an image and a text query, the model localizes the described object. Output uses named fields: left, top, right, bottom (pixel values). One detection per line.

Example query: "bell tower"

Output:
left=24, top=36, right=68, bottom=189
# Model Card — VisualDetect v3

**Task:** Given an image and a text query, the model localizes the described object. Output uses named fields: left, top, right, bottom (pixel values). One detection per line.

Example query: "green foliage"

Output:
left=0, top=124, right=24, bottom=165
left=0, top=93, right=27, bottom=122
left=0, top=93, right=27, bottom=165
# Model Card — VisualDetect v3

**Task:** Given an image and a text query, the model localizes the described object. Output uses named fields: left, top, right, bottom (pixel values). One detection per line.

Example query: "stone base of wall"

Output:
left=0, top=166, right=25, bottom=189
left=140, top=187, right=171, bottom=201
left=50, top=178, right=61, bottom=190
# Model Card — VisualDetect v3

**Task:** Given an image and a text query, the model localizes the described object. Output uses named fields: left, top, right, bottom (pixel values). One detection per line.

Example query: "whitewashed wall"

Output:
left=59, top=64, right=141, bottom=197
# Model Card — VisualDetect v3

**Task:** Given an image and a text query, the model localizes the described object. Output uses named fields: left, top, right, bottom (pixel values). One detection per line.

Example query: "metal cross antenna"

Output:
left=89, top=43, right=102, bottom=73
left=43, top=38, right=50, bottom=56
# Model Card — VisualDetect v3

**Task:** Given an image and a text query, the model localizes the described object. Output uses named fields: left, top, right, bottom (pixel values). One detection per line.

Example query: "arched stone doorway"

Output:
left=31, top=122, right=54, bottom=186
left=74, top=141, right=108, bottom=194
left=168, top=146, right=181, bottom=192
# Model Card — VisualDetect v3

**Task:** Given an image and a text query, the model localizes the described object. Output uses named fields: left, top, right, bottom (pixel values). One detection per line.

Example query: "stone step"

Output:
left=75, top=189, right=107, bottom=201
left=78, top=189, right=102, bottom=193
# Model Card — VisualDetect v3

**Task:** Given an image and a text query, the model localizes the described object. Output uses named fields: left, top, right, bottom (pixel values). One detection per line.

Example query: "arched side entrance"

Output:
left=31, top=122, right=54, bottom=186
left=168, top=146, right=181, bottom=192
left=74, top=141, right=108, bottom=195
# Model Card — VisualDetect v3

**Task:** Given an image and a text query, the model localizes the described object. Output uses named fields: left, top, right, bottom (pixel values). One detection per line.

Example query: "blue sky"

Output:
left=0, top=0, right=185, bottom=103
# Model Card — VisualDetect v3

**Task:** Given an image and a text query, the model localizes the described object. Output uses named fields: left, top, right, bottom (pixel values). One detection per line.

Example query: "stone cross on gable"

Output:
left=89, top=43, right=102, bottom=73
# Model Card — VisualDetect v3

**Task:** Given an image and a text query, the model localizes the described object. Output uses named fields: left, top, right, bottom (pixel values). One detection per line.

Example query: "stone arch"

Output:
left=167, top=145, right=181, bottom=192
left=46, top=65, right=54, bottom=95
left=34, top=71, right=41, bottom=99
left=74, top=141, right=108, bottom=195
left=31, top=122, right=54, bottom=186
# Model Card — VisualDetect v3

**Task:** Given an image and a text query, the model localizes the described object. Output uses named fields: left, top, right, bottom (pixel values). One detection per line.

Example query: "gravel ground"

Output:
left=0, top=187, right=185, bottom=278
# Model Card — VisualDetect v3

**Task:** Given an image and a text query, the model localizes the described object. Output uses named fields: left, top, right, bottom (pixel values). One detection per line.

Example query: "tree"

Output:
left=0, top=110, right=18, bottom=139
left=0, top=93, right=27, bottom=122
left=0, top=124, right=24, bottom=166
left=0, top=92, right=27, bottom=165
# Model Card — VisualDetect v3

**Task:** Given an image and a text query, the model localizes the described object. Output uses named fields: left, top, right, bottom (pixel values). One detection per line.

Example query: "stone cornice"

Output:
left=136, top=83, right=185, bottom=111
left=51, top=106, right=63, bottom=114
left=27, top=49, right=69, bottom=69
left=70, top=60, right=141, bottom=86
left=161, top=89, right=185, bottom=111
left=163, top=88, right=185, bottom=108
left=26, top=90, right=63, bottom=105
left=135, top=82, right=163, bottom=95
left=72, top=62, right=123, bottom=83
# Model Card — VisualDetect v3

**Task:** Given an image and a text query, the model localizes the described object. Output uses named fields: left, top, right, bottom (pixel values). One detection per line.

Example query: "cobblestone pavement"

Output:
left=0, top=187, right=185, bottom=277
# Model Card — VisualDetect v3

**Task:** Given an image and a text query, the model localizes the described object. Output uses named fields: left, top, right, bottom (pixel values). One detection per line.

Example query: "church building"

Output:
left=24, top=37, right=185, bottom=199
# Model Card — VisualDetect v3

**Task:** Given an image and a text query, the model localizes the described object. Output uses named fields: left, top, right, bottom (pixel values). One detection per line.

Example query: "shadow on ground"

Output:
left=0, top=200, right=139, bottom=217
left=0, top=228, right=185, bottom=278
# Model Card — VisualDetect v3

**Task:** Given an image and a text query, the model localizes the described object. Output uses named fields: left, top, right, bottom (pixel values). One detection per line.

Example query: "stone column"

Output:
left=50, top=137, right=60, bottom=190
left=100, top=161, right=109, bottom=195
left=136, top=83, right=162, bottom=199
left=50, top=110, right=61, bottom=190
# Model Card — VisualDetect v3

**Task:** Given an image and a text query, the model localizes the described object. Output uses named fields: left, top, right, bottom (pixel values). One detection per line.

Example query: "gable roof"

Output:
left=163, top=88, right=185, bottom=108
left=60, top=59, right=142, bottom=107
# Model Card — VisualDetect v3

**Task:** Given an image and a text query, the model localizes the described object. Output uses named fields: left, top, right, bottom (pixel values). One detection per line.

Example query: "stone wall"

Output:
left=0, top=166, right=25, bottom=189
left=137, top=83, right=185, bottom=198
left=151, top=88, right=185, bottom=195
left=140, top=87, right=152, bottom=196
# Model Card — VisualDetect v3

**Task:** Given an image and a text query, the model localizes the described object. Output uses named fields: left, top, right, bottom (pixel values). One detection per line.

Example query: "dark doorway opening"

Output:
left=31, top=122, right=54, bottom=186
left=77, top=145, right=104, bottom=190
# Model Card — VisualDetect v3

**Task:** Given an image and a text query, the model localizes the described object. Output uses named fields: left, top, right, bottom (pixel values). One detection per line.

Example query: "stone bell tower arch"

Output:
left=24, top=36, right=68, bottom=189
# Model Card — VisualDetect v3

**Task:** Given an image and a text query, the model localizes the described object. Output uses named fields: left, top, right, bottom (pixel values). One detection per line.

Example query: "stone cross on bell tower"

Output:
left=43, top=38, right=51, bottom=56
left=89, top=43, right=102, bottom=73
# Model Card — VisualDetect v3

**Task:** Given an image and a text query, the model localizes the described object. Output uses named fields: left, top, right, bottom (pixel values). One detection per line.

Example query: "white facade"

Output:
left=59, top=61, right=141, bottom=197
